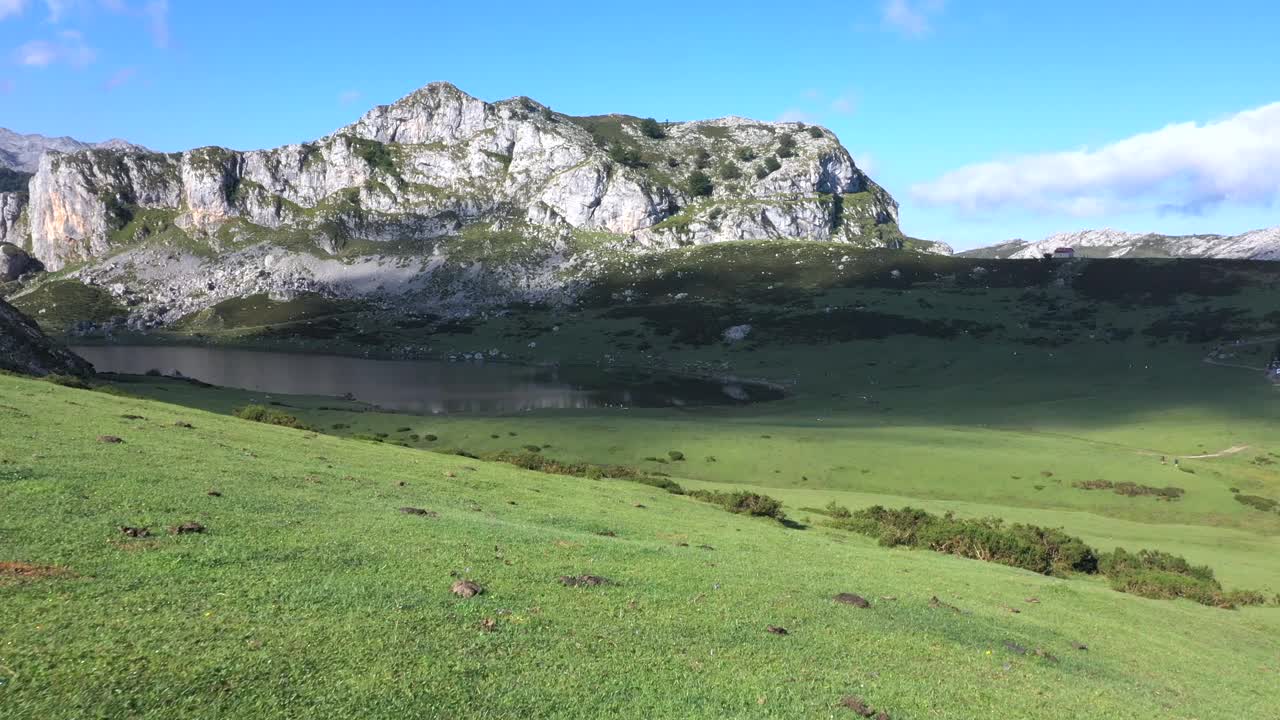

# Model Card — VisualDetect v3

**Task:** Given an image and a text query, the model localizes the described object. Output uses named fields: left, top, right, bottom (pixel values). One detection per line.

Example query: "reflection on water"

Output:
left=72, top=345, right=782, bottom=414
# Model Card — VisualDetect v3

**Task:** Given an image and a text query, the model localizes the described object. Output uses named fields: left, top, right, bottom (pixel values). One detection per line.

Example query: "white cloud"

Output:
left=882, top=0, right=946, bottom=37
left=0, top=0, right=27, bottom=21
left=912, top=102, right=1280, bottom=218
left=338, top=89, right=362, bottom=105
left=44, top=0, right=74, bottom=21
left=777, top=108, right=819, bottom=124
left=16, top=29, right=95, bottom=67
left=104, top=65, right=136, bottom=88
left=142, top=0, right=166, bottom=47
left=851, top=152, right=878, bottom=177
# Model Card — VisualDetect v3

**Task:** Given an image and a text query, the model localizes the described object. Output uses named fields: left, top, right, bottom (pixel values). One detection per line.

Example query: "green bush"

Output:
left=1234, top=494, right=1279, bottom=512
left=833, top=506, right=1097, bottom=576
left=824, top=500, right=852, bottom=519
left=232, top=404, right=311, bottom=430
left=763, top=156, right=782, bottom=174
left=686, top=171, right=714, bottom=197
left=735, top=147, right=757, bottom=162
left=689, top=490, right=787, bottom=521
left=639, top=118, right=665, bottom=139
left=667, top=450, right=685, bottom=461
left=634, top=475, right=686, bottom=493
left=807, top=126, right=824, bottom=138
left=719, top=162, right=741, bottom=180
left=45, top=374, right=91, bottom=389
left=608, top=144, right=646, bottom=169
left=692, top=149, right=711, bottom=170
left=776, top=146, right=795, bottom=159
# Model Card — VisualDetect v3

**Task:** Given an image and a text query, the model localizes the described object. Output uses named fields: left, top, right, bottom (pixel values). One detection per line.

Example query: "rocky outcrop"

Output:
left=960, top=227, right=1280, bottom=260
left=0, top=192, right=28, bottom=248
left=0, top=242, right=37, bottom=281
left=25, top=82, right=903, bottom=272
left=0, top=297, right=93, bottom=376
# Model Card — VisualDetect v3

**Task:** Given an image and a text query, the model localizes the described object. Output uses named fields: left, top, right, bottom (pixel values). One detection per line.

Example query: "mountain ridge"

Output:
left=958, top=226, right=1280, bottom=260
left=0, top=127, right=148, bottom=174
left=1, top=81, right=955, bottom=330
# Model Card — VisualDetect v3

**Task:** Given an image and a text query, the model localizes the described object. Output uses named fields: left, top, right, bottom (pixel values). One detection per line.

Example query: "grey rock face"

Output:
left=0, top=192, right=28, bottom=248
left=0, top=297, right=94, bottom=376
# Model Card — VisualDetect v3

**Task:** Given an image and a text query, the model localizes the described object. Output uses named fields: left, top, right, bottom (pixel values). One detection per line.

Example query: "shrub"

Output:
left=423, top=434, right=438, bottom=442
left=776, top=146, right=795, bottom=159
left=45, top=374, right=90, bottom=389
left=692, top=149, right=711, bottom=169
left=635, top=475, right=686, bottom=493
left=763, top=156, right=781, bottom=174
left=639, top=118, right=665, bottom=139
left=824, top=500, right=852, bottom=519
left=1073, top=479, right=1185, bottom=501
left=522, top=444, right=542, bottom=453
left=233, top=404, right=310, bottom=430
left=735, top=147, right=757, bottom=162
left=719, top=162, right=741, bottom=180
left=608, top=144, right=645, bottom=169
left=1234, top=494, right=1279, bottom=512
left=777, top=133, right=795, bottom=149
left=753, top=165, right=769, bottom=179
left=686, top=171, right=714, bottom=197
left=667, top=450, right=685, bottom=461
left=331, top=423, right=349, bottom=430
left=690, top=490, right=787, bottom=521
left=807, top=126, right=824, bottom=138
left=833, top=506, right=1097, bottom=576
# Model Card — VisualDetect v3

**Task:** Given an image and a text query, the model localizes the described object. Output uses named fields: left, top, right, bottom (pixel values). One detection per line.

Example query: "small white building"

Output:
left=1052, top=247, right=1076, bottom=259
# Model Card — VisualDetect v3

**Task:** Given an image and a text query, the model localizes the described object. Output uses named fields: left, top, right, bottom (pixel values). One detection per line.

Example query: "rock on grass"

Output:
left=451, top=580, right=483, bottom=598
left=559, top=575, right=612, bottom=587
left=834, top=593, right=871, bottom=608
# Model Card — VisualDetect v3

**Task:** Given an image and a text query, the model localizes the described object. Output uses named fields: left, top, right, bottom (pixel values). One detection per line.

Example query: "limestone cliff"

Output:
left=26, top=83, right=909, bottom=272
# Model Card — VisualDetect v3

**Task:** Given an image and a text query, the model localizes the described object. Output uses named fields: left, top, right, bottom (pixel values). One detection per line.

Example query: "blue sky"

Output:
left=1, top=0, right=1277, bottom=249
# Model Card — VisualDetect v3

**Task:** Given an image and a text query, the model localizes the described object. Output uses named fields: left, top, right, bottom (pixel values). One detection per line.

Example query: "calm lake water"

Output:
left=72, top=345, right=782, bottom=414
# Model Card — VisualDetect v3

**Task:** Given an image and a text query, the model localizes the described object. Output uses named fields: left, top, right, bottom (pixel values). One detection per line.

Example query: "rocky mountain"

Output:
left=959, top=227, right=1280, bottom=261
left=2, top=82, right=945, bottom=329
left=0, top=297, right=93, bottom=376
left=0, top=128, right=147, bottom=174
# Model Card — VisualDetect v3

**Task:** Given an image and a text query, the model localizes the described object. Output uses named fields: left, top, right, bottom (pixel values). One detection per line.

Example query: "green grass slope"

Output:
left=2, top=373, right=1279, bottom=719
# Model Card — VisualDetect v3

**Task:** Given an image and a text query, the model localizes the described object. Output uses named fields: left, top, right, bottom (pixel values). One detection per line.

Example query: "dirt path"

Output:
left=1179, top=445, right=1250, bottom=459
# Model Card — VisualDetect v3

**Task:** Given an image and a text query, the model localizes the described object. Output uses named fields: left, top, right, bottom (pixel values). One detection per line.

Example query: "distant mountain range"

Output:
left=958, top=227, right=1280, bottom=261
left=0, top=128, right=148, bottom=174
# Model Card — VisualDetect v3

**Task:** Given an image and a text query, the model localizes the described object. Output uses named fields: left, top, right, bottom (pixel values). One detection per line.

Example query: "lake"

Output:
left=71, top=345, right=783, bottom=414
